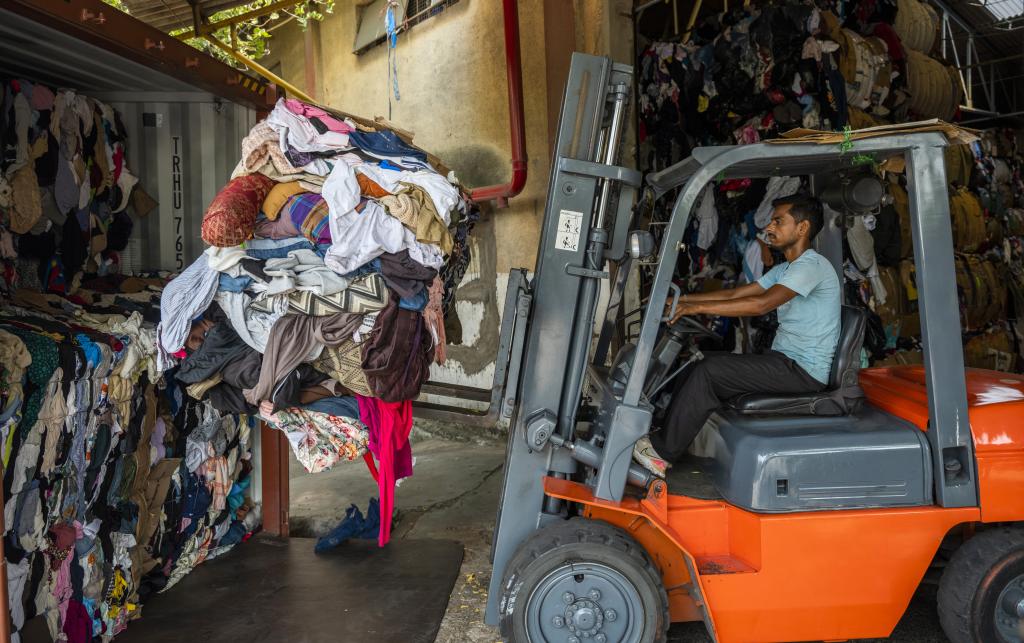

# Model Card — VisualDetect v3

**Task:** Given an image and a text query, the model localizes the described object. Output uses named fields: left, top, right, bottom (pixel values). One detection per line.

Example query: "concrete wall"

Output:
left=261, top=0, right=635, bottom=409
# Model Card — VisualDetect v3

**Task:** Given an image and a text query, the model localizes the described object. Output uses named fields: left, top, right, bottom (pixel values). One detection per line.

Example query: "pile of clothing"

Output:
left=0, top=290, right=258, bottom=643
left=637, top=0, right=958, bottom=170
left=634, top=0, right=1024, bottom=373
left=0, top=81, right=259, bottom=642
left=0, top=78, right=157, bottom=297
left=158, top=98, right=479, bottom=547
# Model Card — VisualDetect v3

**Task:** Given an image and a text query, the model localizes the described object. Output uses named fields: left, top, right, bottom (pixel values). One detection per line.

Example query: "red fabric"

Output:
left=362, top=452, right=380, bottom=482
left=355, top=395, right=413, bottom=546
left=201, top=173, right=274, bottom=247
left=718, top=178, right=752, bottom=192
left=112, top=146, right=124, bottom=182
left=869, top=23, right=905, bottom=63
left=63, top=600, right=92, bottom=643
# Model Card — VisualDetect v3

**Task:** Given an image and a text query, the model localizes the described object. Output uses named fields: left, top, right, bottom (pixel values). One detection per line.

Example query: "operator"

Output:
left=634, top=195, right=841, bottom=478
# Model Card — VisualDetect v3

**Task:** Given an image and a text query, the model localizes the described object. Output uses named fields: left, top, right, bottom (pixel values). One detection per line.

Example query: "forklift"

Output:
left=482, top=53, right=1024, bottom=643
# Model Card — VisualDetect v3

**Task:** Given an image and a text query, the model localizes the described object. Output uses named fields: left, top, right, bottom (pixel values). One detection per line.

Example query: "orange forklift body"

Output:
left=542, top=366, right=1024, bottom=642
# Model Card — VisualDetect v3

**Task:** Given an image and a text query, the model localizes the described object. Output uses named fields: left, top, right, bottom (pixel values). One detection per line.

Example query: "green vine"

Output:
left=838, top=125, right=855, bottom=154
left=102, top=0, right=334, bottom=68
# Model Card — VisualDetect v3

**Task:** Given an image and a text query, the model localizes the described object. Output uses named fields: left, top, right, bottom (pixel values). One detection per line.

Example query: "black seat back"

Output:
left=829, top=305, right=868, bottom=390
left=728, top=304, right=868, bottom=416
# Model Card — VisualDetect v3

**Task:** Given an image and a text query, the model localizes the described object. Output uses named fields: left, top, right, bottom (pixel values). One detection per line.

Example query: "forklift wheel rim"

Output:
left=524, top=561, right=644, bottom=643
left=994, top=572, right=1024, bottom=642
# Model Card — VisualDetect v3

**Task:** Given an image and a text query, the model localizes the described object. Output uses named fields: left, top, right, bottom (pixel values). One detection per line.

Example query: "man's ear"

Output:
left=798, top=219, right=810, bottom=239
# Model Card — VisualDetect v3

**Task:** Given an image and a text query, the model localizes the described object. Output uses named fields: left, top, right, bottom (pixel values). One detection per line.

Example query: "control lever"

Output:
left=663, top=282, right=681, bottom=322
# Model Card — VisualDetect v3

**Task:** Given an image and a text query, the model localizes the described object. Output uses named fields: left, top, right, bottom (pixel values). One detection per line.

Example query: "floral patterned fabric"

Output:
left=265, top=407, right=368, bottom=473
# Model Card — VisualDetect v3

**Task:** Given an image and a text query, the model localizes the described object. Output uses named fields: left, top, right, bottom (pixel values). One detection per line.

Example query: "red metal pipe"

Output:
left=468, top=0, right=528, bottom=206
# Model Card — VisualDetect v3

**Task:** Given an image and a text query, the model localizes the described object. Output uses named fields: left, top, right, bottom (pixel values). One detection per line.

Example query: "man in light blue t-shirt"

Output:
left=634, top=195, right=841, bottom=477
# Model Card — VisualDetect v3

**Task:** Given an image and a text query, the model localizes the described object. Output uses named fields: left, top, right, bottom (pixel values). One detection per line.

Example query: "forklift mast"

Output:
left=484, top=53, right=644, bottom=625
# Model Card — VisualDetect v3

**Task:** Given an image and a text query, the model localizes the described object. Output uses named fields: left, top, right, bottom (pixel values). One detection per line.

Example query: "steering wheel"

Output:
left=669, top=315, right=722, bottom=342
left=661, top=283, right=723, bottom=344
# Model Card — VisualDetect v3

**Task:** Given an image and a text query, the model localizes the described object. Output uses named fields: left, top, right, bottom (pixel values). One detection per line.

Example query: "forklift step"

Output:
left=696, top=555, right=757, bottom=575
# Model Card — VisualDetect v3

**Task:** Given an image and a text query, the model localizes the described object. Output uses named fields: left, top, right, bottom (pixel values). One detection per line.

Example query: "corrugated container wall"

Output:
left=0, top=6, right=255, bottom=273
left=96, top=97, right=254, bottom=271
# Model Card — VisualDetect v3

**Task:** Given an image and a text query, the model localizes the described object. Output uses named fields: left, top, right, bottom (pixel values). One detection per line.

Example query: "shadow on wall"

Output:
left=439, top=144, right=508, bottom=189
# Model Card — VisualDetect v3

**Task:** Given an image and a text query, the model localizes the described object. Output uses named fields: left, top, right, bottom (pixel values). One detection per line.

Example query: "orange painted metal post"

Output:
left=260, top=421, right=291, bottom=537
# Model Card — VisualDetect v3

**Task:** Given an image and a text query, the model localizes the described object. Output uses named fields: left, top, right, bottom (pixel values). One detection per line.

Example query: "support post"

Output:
left=905, top=140, right=978, bottom=508
left=966, top=35, right=974, bottom=108
left=204, top=34, right=316, bottom=103
left=260, top=421, right=290, bottom=537
left=303, top=14, right=321, bottom=101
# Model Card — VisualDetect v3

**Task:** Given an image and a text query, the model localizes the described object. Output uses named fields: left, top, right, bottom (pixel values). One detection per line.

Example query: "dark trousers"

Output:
left=650, top=351, right=825, bottom=462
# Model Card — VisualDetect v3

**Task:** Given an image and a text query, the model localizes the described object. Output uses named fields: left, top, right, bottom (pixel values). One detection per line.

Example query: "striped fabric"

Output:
left=311, top=341, right=373, bottom=397
left=250, top=274, right=389, bottom=316
left=282, top=192, right=332, bottom=244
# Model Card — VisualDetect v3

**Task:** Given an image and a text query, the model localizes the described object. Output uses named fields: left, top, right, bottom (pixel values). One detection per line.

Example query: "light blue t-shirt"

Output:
left=756, top=249, right=841, bottom=384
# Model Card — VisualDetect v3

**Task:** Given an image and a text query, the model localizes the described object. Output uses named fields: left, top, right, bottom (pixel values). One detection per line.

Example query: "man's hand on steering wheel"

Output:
left=665, top=296, right=696, bottom=325
left=664, top=295, right=722, bottom=342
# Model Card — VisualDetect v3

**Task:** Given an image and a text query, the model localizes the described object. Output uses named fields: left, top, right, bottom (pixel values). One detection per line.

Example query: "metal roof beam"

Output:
left=175, top=0, right=302, bottom=38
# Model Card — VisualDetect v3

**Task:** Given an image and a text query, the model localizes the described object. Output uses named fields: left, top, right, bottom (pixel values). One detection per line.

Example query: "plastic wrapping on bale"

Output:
left=905, top=50, right=960, bottom=121
left=894, top=0, right=940, bottom=53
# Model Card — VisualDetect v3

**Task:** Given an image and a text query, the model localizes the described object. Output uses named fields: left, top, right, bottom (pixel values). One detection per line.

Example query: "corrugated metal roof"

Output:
left=121, top=0, right=253, bottom=33
left=0, top=8, right=199, bottom=91
left=939, top=0, right=1023, bottom=61
left=976, top=0, right=1024, bottom=22
left=1, top=0, right=270, bottom=109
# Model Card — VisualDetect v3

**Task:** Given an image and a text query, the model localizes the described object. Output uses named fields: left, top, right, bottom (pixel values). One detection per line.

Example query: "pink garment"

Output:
left=30, top=83, right=56, bottom=111
left=355, top=395, right=413, bottom=546
left=284, top=99, right=355, bottom=134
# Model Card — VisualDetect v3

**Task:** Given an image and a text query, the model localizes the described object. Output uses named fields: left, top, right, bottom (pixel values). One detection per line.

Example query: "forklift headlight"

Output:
left=629, top=230, right=655, bottom=259
left=820, top=172, right=884, bottom=214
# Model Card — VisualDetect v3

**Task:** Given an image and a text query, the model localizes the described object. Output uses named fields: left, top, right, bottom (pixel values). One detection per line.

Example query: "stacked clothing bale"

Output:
left=0, top=294, right=258, bottom=643
left=874, top=131, right=1022, bottom=370
left=158, top=97, right=478, bottom=547
left=637, top=1, right=961, bottom=169
left=634, top=0, right=1023, bottom=372
left=1, top=79, right=258, bottom=642
left=977, top=129, right=1024, bottom=372
left=0, top=79, right=157, bottom=297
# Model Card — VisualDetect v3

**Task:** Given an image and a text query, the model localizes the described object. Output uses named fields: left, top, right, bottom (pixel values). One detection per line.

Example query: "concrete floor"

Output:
left=287, top=426, right=951, bottom=643
left=288, top=424, right=506, bottom=643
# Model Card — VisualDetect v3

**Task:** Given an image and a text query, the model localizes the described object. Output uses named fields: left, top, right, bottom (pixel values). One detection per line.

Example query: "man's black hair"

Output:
left=772, top=194, right=824, bottom=239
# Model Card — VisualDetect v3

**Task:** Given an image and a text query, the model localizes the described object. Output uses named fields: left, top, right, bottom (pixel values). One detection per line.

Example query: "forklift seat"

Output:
left=728, top=305, right=867, bottom=416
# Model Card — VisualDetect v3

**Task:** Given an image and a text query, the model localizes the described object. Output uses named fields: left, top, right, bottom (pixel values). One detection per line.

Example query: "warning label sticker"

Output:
left=555, top=210, right=583, bottom=252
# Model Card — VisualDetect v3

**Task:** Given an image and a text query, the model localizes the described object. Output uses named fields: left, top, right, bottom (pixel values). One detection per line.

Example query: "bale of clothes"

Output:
left=1, top=78, right=259, bottom=643
left=637, top=0, right=961, bottom=170
left=0, top=292, right=259, bottom=643
left=634, top=0, right=1024, bottom=373
left=0, top=79, right=157, bottom=297
left=158, top=97, right=479, bottom=548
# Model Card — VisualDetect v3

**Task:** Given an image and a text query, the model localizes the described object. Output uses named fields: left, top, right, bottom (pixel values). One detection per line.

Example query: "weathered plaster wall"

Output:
left=262, top=0, right=636, bottom=406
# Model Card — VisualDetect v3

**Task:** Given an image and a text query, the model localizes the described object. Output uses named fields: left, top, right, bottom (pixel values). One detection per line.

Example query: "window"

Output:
left=976, top=0, right=1024, bottom=22
left=353, top=0, right=462, bottom=54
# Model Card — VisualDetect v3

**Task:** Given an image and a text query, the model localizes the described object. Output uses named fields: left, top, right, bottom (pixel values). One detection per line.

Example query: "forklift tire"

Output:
left=498, top=517, right=669, bottom=643
left=938, top=527, right=1024, bottom=643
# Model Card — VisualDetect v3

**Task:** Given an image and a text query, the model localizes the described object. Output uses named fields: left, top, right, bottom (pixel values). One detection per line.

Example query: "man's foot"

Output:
left=633, top=437, right=669, bottom=479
